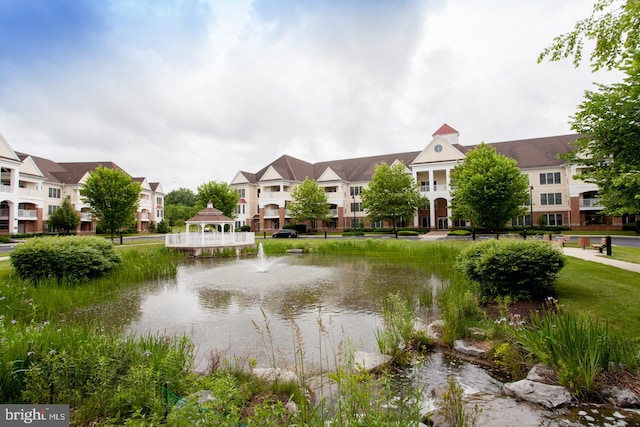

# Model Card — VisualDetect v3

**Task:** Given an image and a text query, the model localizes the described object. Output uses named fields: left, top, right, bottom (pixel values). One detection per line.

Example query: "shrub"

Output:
left=455, top=239, right=565, bottom=301
left=238, top=225, right=251, bottom=232
left=156, top=219, right=171, bottom=233
left=10, top=236, right=121, bottom=283
left=397, top=230, right=418, bottom=236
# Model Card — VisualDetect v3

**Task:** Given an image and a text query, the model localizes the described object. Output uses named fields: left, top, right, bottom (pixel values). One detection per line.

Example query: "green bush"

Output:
left=238, top=225, right=251, bottom=232
left=455, top=239, right=565, bottom=301
left=397, top=230, right=418, bottom=236
left=10, top=236, right=121, bottom=283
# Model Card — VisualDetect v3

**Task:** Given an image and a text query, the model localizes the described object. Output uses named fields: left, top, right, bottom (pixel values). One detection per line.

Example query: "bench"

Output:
left=545, top=234, right=568, bottom=247
left=592, top=237, right=608, bottom=253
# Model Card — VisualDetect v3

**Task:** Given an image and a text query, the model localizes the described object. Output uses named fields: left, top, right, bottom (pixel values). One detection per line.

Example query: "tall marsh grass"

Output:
left=517, top=307, right=640, bottom=396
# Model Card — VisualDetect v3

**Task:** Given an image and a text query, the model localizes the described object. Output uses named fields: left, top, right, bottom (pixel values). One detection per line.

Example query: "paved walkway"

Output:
left=562, top=246, right=640, bottom=274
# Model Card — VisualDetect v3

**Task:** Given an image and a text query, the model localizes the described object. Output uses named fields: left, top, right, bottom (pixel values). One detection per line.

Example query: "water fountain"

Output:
left=250, top=243, right=278, bottom=272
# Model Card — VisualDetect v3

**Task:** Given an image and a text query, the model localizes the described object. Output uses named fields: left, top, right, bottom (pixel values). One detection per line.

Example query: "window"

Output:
left=372, top=221, right=384, bottom=228
left=542, top=213, right=563, bottom=226
left=48, top=205, right=60, bottom=214
left=324, top=186, right=338, bottom=193
left=541, top=193, right=562, bottom=205
left=156, top=196, right=163, bottom=205
left=539, top=172, right=561, bottom=185
left=350, top=186, right=362, bottom=196
left=156, top=209, right=163, bottom=219
left=237, top=188, right=245, bottom=198
left=350, top=202, right=363, bottom=212
left=511, top=215, right=532, bottom=227
left=48, top=188, right=61, bottom=198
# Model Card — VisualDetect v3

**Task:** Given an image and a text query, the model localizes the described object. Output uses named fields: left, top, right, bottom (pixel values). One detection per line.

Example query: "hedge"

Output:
left=10, top=236, right=121, bottom=284
left=455, top=239, right=565, bottom=301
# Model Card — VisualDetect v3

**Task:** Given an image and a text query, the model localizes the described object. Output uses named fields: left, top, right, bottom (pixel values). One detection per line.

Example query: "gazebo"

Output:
left=164, top=202, right=255, bottom=255
left=186, top=201, right=236, bottom=235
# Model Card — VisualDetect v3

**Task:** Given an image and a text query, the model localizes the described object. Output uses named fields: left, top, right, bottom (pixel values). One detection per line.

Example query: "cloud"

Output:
left=0, top=0, right=619, bottom=193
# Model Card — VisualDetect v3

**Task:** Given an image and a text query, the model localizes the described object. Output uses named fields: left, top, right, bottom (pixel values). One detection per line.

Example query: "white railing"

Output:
left=264, top=209, right=280, bottom=217
left=81, top=213, right=92, bottom=221
left=329, top=209, right=338, bottom=216
left=580, top=198, right=602, bottom=207
left=140, top=213, right=150, bottom=221
left=18, top=209, right=38, bottom=219
left=19, top=188, right=33, bottom=197
left=165, top=232, right=255, bottom=247
left=420, top=184, right=430, bottom=192
left=0, top=184, right=12, bottom=193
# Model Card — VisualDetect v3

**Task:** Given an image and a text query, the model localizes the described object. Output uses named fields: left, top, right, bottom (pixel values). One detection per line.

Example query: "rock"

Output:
left=526, top=364, right=558, bottom=385
left=468, top=327, right=488, bottom=339
left=192, top=390, right=217, bottom=405
left=600, top=385, right=640, bottom=407
left=252, top=367, right=298, bottom=383
left=502, top=379, right=572, bottom=409
left=426, top=320, right=444, bottom=340
left=353, top=351, right=390, bottom=371
left=286, top=248, right=303, bottom=253
left=453, top=340, right=487, bottom=358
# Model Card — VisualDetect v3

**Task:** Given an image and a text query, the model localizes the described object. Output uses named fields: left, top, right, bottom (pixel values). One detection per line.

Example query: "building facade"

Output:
left=230, top=124, right=626, bottom=232
left=0, top=133, right=164, bottom=234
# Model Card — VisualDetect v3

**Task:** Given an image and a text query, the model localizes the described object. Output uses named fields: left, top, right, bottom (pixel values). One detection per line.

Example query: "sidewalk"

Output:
left=562, top=246, right=640, bottom=274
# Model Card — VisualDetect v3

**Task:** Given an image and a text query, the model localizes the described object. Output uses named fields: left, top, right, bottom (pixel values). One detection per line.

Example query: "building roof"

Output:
left=236, top=130, right=581, bottom=184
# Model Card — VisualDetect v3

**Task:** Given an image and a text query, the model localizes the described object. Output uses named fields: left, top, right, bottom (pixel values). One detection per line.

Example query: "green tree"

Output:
left=538, top=0, right=640, bottom=71
left=450, top=143, right=530, bottom=236
left=165, top=187, right=196, bottom=207
left=80, top=166, right=142, bottom=240
left=165, top=204, right=198, bottom=227
left=360, top=162, right=427, bottom=231
left=196, top=181, right=239, bottom=218
left=288, top=177, right=331, bottom=228
left=563, top=60, right=640, bottom=216
left=47, top=198, right=80, bottom=235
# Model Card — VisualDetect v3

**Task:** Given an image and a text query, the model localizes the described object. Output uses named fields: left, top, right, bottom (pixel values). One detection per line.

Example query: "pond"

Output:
left=124, top=251, right=443, bottom=371
left=78, top=249, right=640, bottom=426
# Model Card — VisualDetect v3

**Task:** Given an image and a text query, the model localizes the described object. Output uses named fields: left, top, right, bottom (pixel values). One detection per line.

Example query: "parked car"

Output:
left=272, top=229, right=298, bottom=238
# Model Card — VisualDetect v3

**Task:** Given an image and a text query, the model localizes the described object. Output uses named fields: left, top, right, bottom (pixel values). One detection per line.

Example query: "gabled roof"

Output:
left=469, top=134, right=579, bottom=168
left=314, top=151, right=419, bottom=182
left=256, top=155, right=314, bottom=182
left=52, top=162, right=128, bottom=185
left=17, top=153, right=70, bottom=184
left=433, top=123, right=459, bottom=136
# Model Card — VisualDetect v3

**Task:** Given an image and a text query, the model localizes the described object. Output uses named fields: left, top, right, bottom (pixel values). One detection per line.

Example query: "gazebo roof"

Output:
left=186, top=202, right=235, bottom=225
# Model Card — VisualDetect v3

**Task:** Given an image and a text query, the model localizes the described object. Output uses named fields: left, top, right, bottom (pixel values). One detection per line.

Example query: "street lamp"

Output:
left=529, top=185, right=534, bottom=228
left=352, top=193, right=356, bottom=230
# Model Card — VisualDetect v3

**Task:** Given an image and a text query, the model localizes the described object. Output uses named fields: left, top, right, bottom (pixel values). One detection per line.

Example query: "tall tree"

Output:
left=360, top=161, right=427, bottom=231
left=165, top=187, right=197, bottom=207
left=196, top=180, right=239, bottom=218
left=48, top=197, right=80, bottom=235
left=538, top=0, right=640, bottom=71
left=288, top=178, right=331, bottom=228
left=563, top=60, right=640, bottom=216
left=450, top=143, right=530, bottom=236
left=80, top=166, right=142, bottom=240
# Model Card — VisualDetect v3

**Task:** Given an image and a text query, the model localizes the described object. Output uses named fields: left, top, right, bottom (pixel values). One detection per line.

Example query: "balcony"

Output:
left=264, top=209, right=280, bottom=217
left=80, top=212, right=92, bottom=222
left=420, top=184, right=447, bottom=192
left=18, top=209, right=38, bottom=220
left=0, top=184, right=12, bottom=193
left=140, top=213, right=150, bottom=222
left=329, top=208, right=338, bottom=217
left=580, top=198, right=603, bottom=209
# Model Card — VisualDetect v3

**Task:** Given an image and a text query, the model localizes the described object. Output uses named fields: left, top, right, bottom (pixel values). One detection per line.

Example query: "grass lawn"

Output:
left=556, top=256, right=640, bottom=336
left=608, top=245, right=640, bottom=264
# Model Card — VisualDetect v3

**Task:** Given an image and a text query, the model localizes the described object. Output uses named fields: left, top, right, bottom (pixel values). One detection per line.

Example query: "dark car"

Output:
left=272, top=229, right=298, bottom=238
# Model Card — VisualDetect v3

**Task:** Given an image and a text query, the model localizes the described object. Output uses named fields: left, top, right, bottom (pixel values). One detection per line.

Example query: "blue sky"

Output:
left=0, top=0, right=617, bottom=192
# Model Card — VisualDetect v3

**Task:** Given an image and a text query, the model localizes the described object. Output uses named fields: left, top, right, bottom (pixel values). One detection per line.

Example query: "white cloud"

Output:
left=0, top=0, right=620, bottom=192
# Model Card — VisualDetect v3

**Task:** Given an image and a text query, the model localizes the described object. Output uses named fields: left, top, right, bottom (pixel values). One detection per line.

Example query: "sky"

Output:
left=0, top=0, right=619, bottom=193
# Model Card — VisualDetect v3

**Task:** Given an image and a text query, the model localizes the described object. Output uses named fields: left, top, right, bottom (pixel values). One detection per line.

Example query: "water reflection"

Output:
left=119, top=253, right=443, bottom=370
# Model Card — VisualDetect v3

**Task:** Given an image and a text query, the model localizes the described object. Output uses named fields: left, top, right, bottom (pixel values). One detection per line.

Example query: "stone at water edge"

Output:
left=502, top=379, right=572, bottom=409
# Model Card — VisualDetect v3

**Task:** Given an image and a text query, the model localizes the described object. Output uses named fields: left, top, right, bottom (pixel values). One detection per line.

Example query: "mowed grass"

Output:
left=556, top=256, right=640, bottom=336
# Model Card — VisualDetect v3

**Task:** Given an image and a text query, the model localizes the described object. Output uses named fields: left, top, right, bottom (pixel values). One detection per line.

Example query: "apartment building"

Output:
left=0, top=133, right=164, bottom=234
left=230, top=124, right=625, bottom=232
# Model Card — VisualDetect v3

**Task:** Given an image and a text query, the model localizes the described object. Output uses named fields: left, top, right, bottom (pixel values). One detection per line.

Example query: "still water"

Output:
left=125, top=252, right=443, bottom=370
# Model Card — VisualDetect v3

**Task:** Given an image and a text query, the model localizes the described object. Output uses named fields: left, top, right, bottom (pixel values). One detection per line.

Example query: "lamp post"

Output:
left=529, top=185, right=534, bottom=228
left=352, top=193, right=356, bottom=230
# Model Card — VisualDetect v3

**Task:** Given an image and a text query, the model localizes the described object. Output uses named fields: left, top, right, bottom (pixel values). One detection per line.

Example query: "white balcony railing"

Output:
left=580, top=198, right=602, bottom=207
left=140, top=213, right=150, bottom=221
left=81, top=213, right=92, bottom=221
left=0, top=184, right=12, bottom=193
left=165, top=232, right=255, bottom=247
left=264, top=209, right=280, bottom=217
left=18, top=209, right=38, bottom=219
left=329, top=209, right=338, bottom=217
